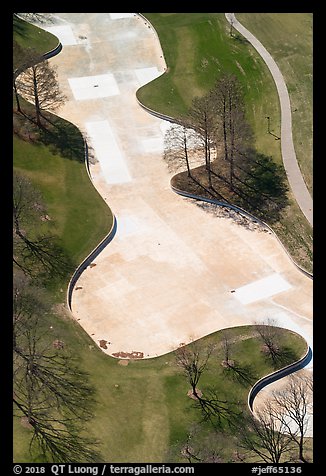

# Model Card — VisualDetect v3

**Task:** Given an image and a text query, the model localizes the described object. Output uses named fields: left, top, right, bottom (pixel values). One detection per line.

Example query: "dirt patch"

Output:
left=187, top=388, right=203, bottom=400
left=112, top=351, right=144, bottom=359
left=53, top=339, right=64, bottom=349
left=118, top=359, right=129, bottom=366
left=221, top=359, right=235, bottom=368
left=99, top=339, right=110, bottom=349
left=20, top=417, right=33, bottom=430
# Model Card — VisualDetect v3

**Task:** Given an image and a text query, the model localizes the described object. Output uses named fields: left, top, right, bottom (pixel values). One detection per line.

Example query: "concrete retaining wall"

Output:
left=66, top=216, right=117, bottom=310
left=248, top=345, right=312, bottom=413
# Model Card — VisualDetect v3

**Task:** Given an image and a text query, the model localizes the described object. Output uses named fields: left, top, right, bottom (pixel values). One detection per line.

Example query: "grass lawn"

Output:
left=13, top=131, right=113, bottom=295
left=236, top=13, right=313, bottom=195
left=138, top=13, right=312, bottom=274
left=13, top=318, right=308, bottom=463
left=13, top=15, right=58, bottom=63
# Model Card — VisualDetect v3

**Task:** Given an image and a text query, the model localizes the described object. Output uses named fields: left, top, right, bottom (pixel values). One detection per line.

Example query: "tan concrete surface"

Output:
left=34, top=13, right=312, bottom=364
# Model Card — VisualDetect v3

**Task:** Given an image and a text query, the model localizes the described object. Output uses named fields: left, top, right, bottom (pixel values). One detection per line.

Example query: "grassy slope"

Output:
left=236, top=13, right=313, bottom=195
left=138, top=13, right=312, bottom=273
left=13, top=132, right=113, bottom=296
left=14, top=317, right=307, bottom=463
left=13, top=15, right=58, bottom=58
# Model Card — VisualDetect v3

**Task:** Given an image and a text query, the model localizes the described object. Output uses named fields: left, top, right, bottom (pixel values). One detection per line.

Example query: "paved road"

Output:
left=225, top=13, right=313, bottom=227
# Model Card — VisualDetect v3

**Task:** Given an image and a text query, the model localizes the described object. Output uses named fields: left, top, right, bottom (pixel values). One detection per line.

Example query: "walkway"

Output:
left=225, top=13, right=313, bottom=227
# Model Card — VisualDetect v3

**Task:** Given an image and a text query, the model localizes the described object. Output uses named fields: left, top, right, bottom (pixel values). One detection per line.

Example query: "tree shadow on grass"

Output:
left=222, top=362, right=257, bottom=387
left=13, top=106, right=85, bottom=163
left=232, top=34, right=249, bottom=45
left=263, top=346, right=300, bottom=371
left=38, top=115, right=85, bottom=163
left=14, top=232, right=75, bottom=287
left=13, top=15, right=29, bottom=39
left=234, top=150, right=289, bottom=223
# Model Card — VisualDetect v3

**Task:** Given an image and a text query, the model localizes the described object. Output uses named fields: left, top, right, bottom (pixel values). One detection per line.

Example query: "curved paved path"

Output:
left=225, top=13, right=313, bottom=227
left=35, top=13, right=312, bottom=364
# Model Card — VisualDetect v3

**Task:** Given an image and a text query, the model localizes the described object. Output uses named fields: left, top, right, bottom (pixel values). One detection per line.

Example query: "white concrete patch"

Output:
left=85, top=120, right=131, bottom=184
left=159, top=121, right=172, bottom=136
left=42, top=25, right=77, bottom=45
left=140, top=121, right=170, bottom=153
left=116, top=216, right=144, bottom=239
left=141, top=137, right=164, bottom=153
left=68, top=74, right=120, bottom=100
left=134, top=67, right=161, bottom=86
left=109, top=13, right=134, bottom=20
left=234, top=273, right=292, bottom=305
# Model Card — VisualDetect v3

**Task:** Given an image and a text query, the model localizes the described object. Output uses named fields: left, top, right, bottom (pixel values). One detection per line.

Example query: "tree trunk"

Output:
left=229, top=96, right=235, bottom=191
left=298, top=434, right=308, bottom=463
left=13, top=79, right=22, bottom=113
left=222, top=100, right=228, bottom=161
left=230, top=21, right=234, bottom=37
left=207, top=141, right=212, bottom=188
left=32, top=67, right=42, bottom=127
left=183, top=129, right=191, bottom=178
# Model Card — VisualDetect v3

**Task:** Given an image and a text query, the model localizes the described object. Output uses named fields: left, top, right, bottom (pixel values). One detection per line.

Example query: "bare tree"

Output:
left=219, top=331, right=255, bottom=386
left=13, top=171, right=72, bottom=281
left=187, top=94, right=219, bottom=188
left=13, top=271, right=50, bottom=349
left=13, top=43, right=41, bottom=114
left=180, top=425, right=225, bottom=463
left=13, top=171, right=45, bottom=228
left=176, top=341, right=238, bottom=428
left=229, top=18, right=234, bottom=37
left=271, top=373, right=313, bottom=463
left=211, top=74, right=252, bottom=190
left=13, top=41, right=26, bottom=113
left=221, top=330, right=233, bottom=368
left=16, top=56, right=66, bottom=127
left=13, top=395, right=102, bottom=463
left=13, top=273, right=102, bottom=462
left=176, top=340, right=214, bottom=399
left=238, top=401, right=292, bottom=463
left=254, top=318, right=284, bottom=367
left=163, top=123, right=199, bottom=177
left=179, top=425, right=202, bottom=463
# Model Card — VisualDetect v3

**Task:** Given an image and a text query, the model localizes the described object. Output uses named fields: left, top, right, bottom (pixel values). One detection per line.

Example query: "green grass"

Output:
left=13, top=133, right=112, bottom=264
left=13, top=319, right=308, bottom=463
left=13, top=15, right=58, bottom=63
left=236, top=13, right=313, bottom=195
